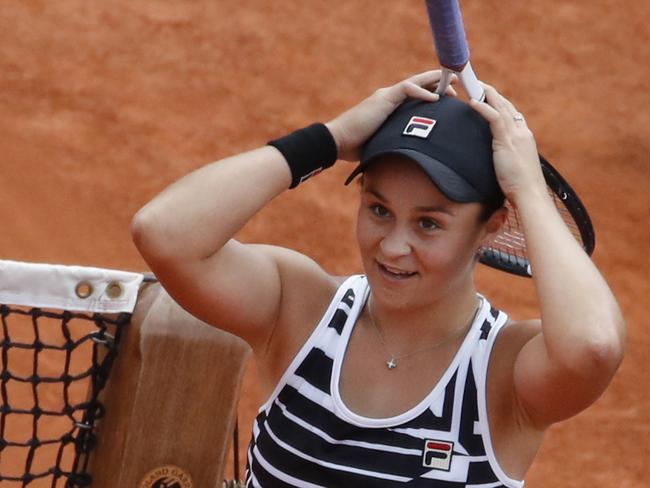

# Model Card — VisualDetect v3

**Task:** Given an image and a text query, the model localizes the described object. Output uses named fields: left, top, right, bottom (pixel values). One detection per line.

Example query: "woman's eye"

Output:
left=370, top=204, right=389, bottom=218
left=419, top=218, right=439, bottom=231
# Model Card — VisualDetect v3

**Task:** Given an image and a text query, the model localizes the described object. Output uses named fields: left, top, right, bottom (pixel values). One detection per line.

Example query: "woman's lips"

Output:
left=377, top=261, right=417, bottom=280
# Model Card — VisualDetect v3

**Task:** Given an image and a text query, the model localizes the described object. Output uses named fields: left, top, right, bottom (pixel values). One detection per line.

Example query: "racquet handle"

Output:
left=425, top=0, right=469, bottom=71
left=424, top=0, right=484, bottom=101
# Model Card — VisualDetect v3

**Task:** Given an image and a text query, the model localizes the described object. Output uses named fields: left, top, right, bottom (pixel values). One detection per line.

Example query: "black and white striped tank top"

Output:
left=246, top=275, right=524, bottom=487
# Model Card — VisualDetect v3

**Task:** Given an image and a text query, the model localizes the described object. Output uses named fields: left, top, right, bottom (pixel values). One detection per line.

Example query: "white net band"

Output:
left=0, top=260, right=144, bottom=313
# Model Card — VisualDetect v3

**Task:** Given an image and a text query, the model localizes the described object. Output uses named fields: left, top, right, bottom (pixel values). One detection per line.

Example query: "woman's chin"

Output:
left=367, top=269, right=420, bottom=310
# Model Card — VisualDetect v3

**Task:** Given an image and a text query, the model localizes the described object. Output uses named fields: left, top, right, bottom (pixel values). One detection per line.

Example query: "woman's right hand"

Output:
left=326, top=70, right=456, bottom=162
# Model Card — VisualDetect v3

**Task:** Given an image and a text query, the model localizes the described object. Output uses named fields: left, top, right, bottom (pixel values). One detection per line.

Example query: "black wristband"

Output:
left=268, top=123, right=338, bottom=189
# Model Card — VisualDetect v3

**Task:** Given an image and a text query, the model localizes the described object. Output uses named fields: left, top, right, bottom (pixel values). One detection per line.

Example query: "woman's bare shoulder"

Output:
left=486, top=316, right=542, bottom=421
left=486, top=316, right=545, bottom=478
left=251, top=248, right=358, bottom=394
left=497, top=318, right=541, bottom=345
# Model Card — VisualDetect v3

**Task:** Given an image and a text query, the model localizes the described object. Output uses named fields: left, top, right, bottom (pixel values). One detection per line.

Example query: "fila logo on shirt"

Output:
left=403, top=116, right=436, bottom=138
left=422, top=439, right=454, bottom=471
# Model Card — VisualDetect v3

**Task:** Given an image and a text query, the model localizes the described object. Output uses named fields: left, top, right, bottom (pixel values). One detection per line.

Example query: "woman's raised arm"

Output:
left=131, top=70, right=450, bottom=350
left=470, top=84, right=626, bottom=427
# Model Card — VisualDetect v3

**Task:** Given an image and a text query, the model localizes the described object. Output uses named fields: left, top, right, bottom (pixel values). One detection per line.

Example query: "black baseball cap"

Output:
left=345, top=96, right=504, bottom=208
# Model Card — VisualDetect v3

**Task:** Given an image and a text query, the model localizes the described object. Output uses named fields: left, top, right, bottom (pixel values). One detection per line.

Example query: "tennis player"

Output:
left=131, top=70, right=625, bottom=487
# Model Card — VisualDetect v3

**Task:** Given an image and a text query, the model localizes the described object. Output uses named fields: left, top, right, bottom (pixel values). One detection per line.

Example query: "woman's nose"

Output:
left=379, top=227, right=412, bottom=258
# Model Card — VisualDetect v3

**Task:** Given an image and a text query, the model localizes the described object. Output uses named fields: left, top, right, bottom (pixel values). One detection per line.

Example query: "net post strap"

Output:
left=0, top=260, right=144, bottom=313
left=87, top=283, right=251, bottom=486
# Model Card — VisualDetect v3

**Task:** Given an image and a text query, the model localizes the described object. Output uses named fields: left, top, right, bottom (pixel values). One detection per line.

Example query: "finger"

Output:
left=501, top=96, right=518, bottom=114
left=468, top=96, right=500, bottom=121
left=481, top=83, right=510, bottom=113
left=487, top=85, right=520, bottom=114
left=430, top=73, right=458, bottom=95
left=408, top=70, right=444, bottom=86
left=498, top=96, right=526, bottom=126
left=423, top=78, right=457, bottom=96
left=402, top=82, right=440, bottom=102
left=444, top=84, right=458, bottom=97
left=504, top=103, right=528, bottom=128
left=484, top=84, right=529, bottom=130
left=468, top=97, right=511, bottom=141
left=481, top=83, right=519, bottom=131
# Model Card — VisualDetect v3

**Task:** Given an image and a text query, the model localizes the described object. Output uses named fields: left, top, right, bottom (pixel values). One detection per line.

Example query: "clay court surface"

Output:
left=0, top=1, right=648, bottom=486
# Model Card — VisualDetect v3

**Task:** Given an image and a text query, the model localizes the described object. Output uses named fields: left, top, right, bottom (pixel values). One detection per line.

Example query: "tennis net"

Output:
left=0, top=260, right=143, bottom=487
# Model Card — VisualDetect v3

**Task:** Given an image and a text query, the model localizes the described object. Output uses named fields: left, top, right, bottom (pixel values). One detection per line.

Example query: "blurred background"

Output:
left=1, top=1, right=648, bottom=485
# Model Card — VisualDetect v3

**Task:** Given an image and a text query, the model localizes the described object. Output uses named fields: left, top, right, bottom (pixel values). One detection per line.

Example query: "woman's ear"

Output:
left=476, top=207, right=508, bottom=260
left=484, top=206, right=508, bottom=237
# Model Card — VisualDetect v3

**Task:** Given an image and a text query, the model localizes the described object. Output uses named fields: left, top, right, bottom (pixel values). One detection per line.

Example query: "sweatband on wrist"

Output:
left=268, top=123, right=338, bottom=189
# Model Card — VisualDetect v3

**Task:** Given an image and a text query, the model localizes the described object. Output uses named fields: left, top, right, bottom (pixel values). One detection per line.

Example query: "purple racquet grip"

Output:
left=425, top=0, right=470, bottom=72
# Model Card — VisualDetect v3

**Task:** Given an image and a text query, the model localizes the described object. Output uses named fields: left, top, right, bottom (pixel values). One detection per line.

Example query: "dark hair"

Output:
left=478, top=196, right=506, bottom=222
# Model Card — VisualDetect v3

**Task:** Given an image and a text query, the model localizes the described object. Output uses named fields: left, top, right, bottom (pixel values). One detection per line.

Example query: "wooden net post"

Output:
left=88, top=281, right=251, bottom=487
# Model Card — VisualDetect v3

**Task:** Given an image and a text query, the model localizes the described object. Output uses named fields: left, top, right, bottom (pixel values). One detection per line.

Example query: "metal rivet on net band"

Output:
left=105, top=281, right=123, bottom=299
left=75, top=281, right=94, bottom=299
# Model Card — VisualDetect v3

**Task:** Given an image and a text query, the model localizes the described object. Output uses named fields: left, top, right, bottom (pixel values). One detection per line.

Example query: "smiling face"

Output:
left=356, top=156, right=501, bottom=311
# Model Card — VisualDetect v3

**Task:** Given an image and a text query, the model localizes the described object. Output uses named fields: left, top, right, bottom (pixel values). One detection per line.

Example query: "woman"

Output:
left=131, top=70, right=625, bottom=487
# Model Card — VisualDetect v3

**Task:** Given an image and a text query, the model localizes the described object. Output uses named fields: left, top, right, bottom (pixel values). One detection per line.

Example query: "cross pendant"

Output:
left=386, top=358, right=397, bottom=369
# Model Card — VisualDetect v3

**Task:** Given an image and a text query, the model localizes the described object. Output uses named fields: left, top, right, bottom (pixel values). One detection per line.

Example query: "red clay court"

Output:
left=0, top=1, right=648, bottom=486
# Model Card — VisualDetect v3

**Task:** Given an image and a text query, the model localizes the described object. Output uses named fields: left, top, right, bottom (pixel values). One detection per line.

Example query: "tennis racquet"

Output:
left=424, top=0, right=595, bottom=277
left=425, top=0, right=484, bottom=101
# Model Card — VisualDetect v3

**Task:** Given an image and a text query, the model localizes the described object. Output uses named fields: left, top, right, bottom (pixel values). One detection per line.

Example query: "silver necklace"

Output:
left=367, top=298, right=480, bottom=370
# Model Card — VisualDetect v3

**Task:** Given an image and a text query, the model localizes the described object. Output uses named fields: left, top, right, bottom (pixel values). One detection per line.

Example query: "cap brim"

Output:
left=344, top=149, right=482, bottom=203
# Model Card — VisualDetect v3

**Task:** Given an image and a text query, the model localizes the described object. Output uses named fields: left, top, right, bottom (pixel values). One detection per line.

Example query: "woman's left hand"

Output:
left=469, top=84, right=547, bottom=206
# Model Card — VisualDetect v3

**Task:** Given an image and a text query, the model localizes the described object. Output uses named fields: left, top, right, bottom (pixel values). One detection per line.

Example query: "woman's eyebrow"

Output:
left=365, top=186, right=455, bottom=216
left=365, top=188, right=387, bottom=202
left=415, top=204, right=455, bottom=216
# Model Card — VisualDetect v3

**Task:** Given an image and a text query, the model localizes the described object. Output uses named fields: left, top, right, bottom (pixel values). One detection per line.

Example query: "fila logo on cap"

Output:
left=403, top=116, right=436, bottom=138
left=422, top=439, right=454, bottom=471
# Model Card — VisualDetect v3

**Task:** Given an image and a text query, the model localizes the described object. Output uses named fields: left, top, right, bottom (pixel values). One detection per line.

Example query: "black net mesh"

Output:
left=0, top=304, right=130, bottom=487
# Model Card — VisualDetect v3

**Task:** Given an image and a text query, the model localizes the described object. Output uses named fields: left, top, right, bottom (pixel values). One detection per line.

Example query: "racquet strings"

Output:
left=481, top=186, right=589, bottom=276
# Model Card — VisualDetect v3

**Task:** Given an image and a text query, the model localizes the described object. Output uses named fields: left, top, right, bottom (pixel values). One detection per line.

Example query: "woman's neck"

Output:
left=367, top=282, right=481, bottom=353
